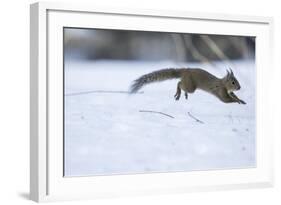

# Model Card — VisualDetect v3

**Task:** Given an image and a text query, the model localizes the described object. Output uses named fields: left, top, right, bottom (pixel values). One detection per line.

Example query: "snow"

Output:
left=64, top=60, right=256, bottom=177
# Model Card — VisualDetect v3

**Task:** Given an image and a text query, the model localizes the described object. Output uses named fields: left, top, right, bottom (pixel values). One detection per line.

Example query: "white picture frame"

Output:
left=30, top=2, right=274, bottom=202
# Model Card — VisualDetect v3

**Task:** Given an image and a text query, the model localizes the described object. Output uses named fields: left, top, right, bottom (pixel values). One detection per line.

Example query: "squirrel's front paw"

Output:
left=239, top=100, right=246, bottom=104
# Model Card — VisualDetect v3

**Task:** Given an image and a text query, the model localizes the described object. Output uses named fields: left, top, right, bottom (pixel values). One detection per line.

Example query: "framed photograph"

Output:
left=30, top=2, right=274, bottom=202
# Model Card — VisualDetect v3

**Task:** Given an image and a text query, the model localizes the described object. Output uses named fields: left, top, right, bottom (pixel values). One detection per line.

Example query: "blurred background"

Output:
left=64, top=28, right=255, bottom=63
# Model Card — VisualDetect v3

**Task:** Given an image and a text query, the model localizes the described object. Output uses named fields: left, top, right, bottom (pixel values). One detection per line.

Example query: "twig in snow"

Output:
left=65, top=90, right=144, bottom=96
left=139, top=110, right=175, bottom=119
left=187, top=112, right=204, bottom=124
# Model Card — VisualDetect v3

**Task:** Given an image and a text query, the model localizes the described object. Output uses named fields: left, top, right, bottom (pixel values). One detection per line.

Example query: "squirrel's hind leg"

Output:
left=174, top=81, right=182, bottom=101
left=184, top=92, right=188, bottom=100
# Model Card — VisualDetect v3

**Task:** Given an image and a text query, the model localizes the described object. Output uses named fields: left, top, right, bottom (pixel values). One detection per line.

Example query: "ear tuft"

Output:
left=229, top=67, right=234, bottom=76
left=226, top=69, right=231, bottom=79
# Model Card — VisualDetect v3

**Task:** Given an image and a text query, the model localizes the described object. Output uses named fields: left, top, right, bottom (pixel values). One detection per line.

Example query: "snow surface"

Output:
left=64, top=60, right=256, bottom=177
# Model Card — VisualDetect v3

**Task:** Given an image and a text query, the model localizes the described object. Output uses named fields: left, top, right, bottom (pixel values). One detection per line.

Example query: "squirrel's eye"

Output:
left=232, top=81, right=235, bottom=85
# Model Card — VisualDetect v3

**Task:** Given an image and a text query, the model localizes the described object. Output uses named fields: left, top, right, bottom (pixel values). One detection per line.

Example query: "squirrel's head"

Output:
left=224, top=68, right=241, bottom=92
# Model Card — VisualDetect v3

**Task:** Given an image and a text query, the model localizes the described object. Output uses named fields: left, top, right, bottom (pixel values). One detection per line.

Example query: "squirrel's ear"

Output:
left=226, top=69, right=230, bottom=79
left=229, top=68, right=234, bottom=76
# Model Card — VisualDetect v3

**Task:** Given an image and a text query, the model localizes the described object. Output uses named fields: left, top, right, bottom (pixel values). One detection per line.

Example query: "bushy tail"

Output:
left=129, top=68, right=184, bottom=93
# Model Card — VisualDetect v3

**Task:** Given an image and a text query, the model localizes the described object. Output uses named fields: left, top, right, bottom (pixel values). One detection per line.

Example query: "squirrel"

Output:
left=130, top=68, right=246, bottom=104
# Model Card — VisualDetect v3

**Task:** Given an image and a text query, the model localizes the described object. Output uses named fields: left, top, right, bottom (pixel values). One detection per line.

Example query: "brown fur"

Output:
left=130, top=68, right=246, bottom=104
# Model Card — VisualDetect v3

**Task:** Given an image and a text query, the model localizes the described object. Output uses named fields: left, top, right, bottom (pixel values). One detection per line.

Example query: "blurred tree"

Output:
left=64, top=28, right=255, bottom=63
